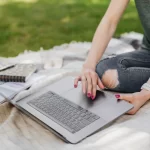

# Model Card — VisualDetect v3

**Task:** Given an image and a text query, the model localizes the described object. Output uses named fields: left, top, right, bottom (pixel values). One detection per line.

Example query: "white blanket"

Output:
left=1, top=36, right=150, bottom=150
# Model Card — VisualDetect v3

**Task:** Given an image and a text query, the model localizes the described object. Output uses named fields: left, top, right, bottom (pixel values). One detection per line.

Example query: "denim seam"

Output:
left=118, top=56, right=150, bottom=70
left=127, top=68, right=150, bottom=72
left=119, top=56, right=150, bottom=63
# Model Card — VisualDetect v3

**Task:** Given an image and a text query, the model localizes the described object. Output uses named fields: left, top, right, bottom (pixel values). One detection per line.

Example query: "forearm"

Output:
left=84, top=18, right=117, bottom=69
left=83, top=0, right=130, bottom=70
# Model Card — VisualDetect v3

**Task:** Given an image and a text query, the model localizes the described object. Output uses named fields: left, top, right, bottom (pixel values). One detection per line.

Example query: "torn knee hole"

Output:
left=101, top=69, right=119, bottom=89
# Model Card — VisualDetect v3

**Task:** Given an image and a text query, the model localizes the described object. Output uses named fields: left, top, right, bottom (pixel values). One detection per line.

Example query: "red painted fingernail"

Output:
left=91, top=95, right=95, bottom=100
left=74, top=85, right=77, bottom=88
left=87, top=93, right=91, bottom=97
left=115, top=94, right=120, bottom=99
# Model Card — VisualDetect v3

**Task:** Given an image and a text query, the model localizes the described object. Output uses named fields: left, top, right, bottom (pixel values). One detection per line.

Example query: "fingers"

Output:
left=86, top=73, right=92, bottom=97
left=74, top=72, right=96, bottom=99
left=74, top=75, right=89, bottom=95
left=115, top=93, right=136, bottom=115
left=74, top=76, right=81, bottom=88
left=115, top=93, right=133, bottom=103
left=81, top=75, right=87, bottom=94
left=74, top=70, right=105, bottom=100
left=90, top=72, right=97, bottom=100
left=97, top=78, right=105, bottom=90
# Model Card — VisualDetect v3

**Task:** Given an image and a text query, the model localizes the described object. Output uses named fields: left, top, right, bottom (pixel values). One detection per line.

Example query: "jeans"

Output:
left=96, top=49, right=150, bottom=93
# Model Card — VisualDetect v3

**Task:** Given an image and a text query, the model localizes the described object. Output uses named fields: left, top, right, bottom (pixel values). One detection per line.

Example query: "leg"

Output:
left=96, top=49, right=150, bottom=93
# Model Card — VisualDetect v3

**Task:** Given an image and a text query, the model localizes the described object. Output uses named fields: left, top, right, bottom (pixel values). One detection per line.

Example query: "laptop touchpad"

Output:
left=63, top=86, right=108, bottom=111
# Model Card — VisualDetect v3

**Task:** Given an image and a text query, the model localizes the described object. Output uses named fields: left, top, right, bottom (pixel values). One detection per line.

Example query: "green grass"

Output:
left=0, top=0, right=143, bottom=57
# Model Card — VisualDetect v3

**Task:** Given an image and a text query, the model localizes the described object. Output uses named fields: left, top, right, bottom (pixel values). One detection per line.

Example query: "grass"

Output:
left=0, top=0, right=143, bottom=57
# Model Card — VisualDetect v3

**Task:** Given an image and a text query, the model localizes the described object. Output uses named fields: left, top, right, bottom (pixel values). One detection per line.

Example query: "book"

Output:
left=0, top=73, right=46, bottom=104
left=0, top=64, right=37, bottom=82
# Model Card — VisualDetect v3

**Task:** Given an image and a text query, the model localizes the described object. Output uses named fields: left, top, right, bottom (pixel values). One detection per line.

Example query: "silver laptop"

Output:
left=10, top=76, right=133, bottom=144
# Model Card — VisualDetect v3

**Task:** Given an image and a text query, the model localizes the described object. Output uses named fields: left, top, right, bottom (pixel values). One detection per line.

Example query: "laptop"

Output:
left=10, top=76, right=133, bottom=144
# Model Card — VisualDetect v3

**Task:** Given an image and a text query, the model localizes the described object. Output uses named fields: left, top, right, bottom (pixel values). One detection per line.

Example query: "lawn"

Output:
left=0, top=0, right=143, bottom=57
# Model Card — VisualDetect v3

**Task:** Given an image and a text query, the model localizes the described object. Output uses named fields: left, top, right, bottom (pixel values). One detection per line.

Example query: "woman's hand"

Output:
left=74, top=65, right=105, bottom=100
left=115, top=89, right=150, bottom=115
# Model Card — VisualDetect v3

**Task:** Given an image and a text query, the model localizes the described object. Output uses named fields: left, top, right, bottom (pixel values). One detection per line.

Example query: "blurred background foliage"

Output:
left=0, top=0, right=143, bottom=57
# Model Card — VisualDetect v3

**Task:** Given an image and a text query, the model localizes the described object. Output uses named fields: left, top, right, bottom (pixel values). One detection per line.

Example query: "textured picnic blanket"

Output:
left=1, top=32, right=150, bottom=150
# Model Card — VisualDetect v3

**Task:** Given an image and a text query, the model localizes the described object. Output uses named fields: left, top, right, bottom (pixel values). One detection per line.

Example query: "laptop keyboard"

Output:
left=27, top=91, right=100, bottom=133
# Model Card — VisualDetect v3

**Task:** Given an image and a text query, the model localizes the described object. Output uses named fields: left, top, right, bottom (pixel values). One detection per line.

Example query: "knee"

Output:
left=96, top=60, right=119, bottom=89
left=101, top=69, right=119, bottom=89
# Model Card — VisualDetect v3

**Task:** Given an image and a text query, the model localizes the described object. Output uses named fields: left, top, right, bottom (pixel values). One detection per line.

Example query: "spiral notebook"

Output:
left=0, top=64, right=37, bottom=82
left=0, top=73, right=46, bottom=104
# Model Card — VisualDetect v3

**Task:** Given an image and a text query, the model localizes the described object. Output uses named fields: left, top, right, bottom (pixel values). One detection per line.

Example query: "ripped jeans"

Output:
left=96, top=49, right=150, bottom=93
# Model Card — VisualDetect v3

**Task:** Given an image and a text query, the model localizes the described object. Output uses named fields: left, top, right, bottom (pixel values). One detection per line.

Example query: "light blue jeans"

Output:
left=96, top=49, right=150, bottom=93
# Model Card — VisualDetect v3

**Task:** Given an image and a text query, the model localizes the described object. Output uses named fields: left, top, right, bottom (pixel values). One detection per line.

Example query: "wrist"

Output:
left=83, top=62, right=96, bottom=71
